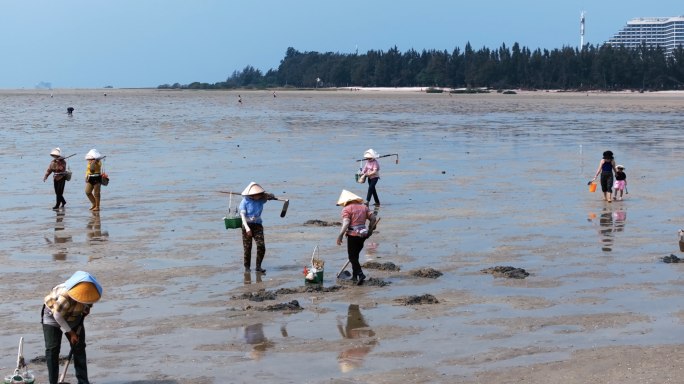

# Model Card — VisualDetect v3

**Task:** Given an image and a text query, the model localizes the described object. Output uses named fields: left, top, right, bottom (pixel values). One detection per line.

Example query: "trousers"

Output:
left=600, top=172, right=613, bottom=193
left=85, top=182, right=101, bottom=199
left=366, top=177, right=379, bottom=203
left=347, top=235, right=366, bottom=277
left=242, top=223, right=265, bottom=268
left=43, top=324, right=89, bottom=384
left=53, top=178, right=66, bottom=206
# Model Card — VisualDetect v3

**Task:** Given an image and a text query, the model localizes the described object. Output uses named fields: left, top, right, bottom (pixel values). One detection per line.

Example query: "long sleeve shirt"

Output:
left=45, top=159, right=67, bottom=181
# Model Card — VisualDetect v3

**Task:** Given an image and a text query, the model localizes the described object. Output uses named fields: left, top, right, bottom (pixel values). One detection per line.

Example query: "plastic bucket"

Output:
left=224, top=216, right=242, bottom=229
left=305, top=269, right=324, bottom=284
left=589, top=183, right=597, bottom=193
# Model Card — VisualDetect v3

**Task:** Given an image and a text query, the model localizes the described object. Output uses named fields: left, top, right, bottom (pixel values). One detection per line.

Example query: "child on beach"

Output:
left=613, top=165, right=627, bottom=200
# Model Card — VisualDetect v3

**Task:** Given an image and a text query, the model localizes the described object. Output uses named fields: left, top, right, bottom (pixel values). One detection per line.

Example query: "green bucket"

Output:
left=224, top=216, right=242, bottom=229
left=305, top=269, right=324, bottom=284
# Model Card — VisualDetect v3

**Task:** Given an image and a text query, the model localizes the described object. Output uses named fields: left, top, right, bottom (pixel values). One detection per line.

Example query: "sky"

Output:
left=0, top=0, right=681, bottom=88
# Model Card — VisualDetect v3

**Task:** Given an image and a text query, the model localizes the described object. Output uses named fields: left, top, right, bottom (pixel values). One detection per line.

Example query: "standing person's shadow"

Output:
left=337, top=304, right=377, bottom=372
left=44, top=209, right=72, bottom=260
left=588, top=208, right=627, bottom=252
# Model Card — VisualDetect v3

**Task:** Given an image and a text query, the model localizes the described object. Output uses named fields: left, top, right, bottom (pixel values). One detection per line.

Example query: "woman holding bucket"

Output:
left=43, top=148, right=68, bottom=210
left=361, top=149, right=381, bottom=206
left=239, top=182, right=276, bottom=273
left=336, top=190, right=378, bottom=285
left=592, top=150, right=617, bottom=202
left=85, top=149, right=104, bottom=211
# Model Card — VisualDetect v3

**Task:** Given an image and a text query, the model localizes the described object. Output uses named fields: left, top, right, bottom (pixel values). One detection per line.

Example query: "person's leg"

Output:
left=72, top=325, right=89, bottom=384
left=92, top=183, right=101, bottom=211
left=366, top=179, right=373, bottom=204
left=85, top=182, right=96, bottom=210
left=52, top=179, right=61, bottom=209
left=347, top=236, right=366, bottom=283
left=55, top=178, right=66, bottom=206
left=43, top=324, right=62, bottom=384
left=253, top=224, right=266, bottom=271
left=370, top=178, right=380, bottom=204
left=241, top=226, right=253, bottom=270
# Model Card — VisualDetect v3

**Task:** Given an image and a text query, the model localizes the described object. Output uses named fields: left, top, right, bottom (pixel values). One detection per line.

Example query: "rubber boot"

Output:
left=357, top=271, right=366, bottom=286
left=87, top=194, right=96, bottom=210
left=93, top=195, right=100, bottom=211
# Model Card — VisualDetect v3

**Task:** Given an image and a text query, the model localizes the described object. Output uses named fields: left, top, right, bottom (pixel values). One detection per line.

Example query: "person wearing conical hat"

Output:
left=42, top=271, right=102, bottom=384
left=84, top=149, right=104, bottom=211
left=239, top=182, right=277, bottom=273
left=43, top=148, right=68, bottom=210
left=336, top=190, right=378, bottom=285
left=361, top=149, right=381, bottom=206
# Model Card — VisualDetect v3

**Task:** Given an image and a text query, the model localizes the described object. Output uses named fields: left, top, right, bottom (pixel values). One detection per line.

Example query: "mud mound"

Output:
left=232, top=291, right=278, bottom=302
left=409, top=268, right=443, bottom=278
left=256, top=300, right=303, bottom=312
left=276, top=285, right=343, bottom=294
left=395, top=294, right=439, bottom=306
left=30, top=355, right=70, bottom=365
left=663, top=254, right=681, bottom=263
left=304, top=220, right=341, bottom=227
left=338, top=277, right=391, bottom=287
left=481, top=266, right=529, bottom=279
left=363, top=261, right=400, bottom=271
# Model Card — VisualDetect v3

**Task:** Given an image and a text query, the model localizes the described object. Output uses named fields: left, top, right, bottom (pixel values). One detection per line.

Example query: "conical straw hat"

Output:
left=67, top=282, right=101, bottom=304
left=50, top=148, right=63, bottom=158
left=337, top=190, right=363, bottom=206
left=363, top=149, right=379, bottom=159
left=242, top=182, right=266, bottom=196
left=85, top=149, right=102, bottom=160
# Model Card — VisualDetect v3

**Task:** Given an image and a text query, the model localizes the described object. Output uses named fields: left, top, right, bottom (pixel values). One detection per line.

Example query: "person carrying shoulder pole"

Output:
left=42, top=271, right=102, bottom=384
left=84, top=149, right=104, bottom=211
left=239, top=182, right=276, bottom=273
left=361, top=149, right=381, bottom=206
left=336, top=190, right=377, bottom=285
left=43, top=148, right=68, bottom=210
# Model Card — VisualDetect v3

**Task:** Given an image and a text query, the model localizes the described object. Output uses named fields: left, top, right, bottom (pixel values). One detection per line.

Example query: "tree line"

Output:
left=159, top=43, right=684, bottom=91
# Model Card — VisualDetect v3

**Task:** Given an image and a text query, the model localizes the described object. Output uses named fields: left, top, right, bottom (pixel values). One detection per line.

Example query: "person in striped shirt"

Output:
left=336, top=190, right=378, bottom=285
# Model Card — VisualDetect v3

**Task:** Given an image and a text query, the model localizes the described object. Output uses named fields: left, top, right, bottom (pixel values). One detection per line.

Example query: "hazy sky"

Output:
left=0, top=0, right=681, bottom=88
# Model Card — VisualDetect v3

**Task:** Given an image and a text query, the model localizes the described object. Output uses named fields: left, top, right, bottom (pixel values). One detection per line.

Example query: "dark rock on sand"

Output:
left=363, top=261, right=400, bottom=271
left=663, top=254, right=681, bottom=263
left=304, top=219, right=342, bottom=227
left=395, top=294, right=439, bottom=306
left=256, top=300, right=303, bottom=311
left=276, top=285, right=343, bottom=294
left=481, top=266, right=529, bottom=279
left=409, top=268, right=443, bottom=278
left=232, top=291, right=278, bottom=302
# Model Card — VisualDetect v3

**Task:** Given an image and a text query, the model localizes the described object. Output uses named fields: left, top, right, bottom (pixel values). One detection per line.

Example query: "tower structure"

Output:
left=580, top=11, right=586, bottom=47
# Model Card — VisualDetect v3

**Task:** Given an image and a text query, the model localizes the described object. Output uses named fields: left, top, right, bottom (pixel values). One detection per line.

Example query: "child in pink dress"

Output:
left=613, top=165, right=627, bottom=201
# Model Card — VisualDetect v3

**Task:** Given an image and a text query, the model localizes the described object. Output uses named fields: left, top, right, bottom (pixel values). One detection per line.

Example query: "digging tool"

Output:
left=355, top=153, right=399, bottom=164
left=58, top=318, right=84, bottom=384
left=219, top=191, right=289, bottom=217
left=336, top=217, right=381, bottom=278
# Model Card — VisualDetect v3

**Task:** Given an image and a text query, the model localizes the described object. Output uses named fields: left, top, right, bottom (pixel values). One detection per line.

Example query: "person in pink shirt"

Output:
left=361, top=149, right=381, bottom=206
left=336, top=190, right=378, bottom=285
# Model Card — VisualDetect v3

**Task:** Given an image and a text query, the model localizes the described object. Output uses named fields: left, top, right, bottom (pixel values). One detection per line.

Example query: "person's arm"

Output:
left=612, top=160, right=617, bottom=174
left=367, top=213, right=377, bottom=236
left=44, top=163, right=53, bottom=182
left=593, top=160, right=604, bottom=180
left=337, top=218, right=351, bottom=245
left=53, top=312, right=72, bottom=333
left=264, top=193, right=275, bottom=201
left=241, top=210, right=251, bottom=235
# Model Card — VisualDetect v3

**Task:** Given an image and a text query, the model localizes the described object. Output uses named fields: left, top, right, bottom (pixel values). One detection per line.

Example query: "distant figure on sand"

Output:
left=613, top=165, right=627, bottom=201
left=273, top=91, right=277, bottom=98
left=361, top=149, right=381, bottom=206
left=67, top=107, right=74, bottom=116
left=238, top=95, right=242, bottom=106
left=592, top=150, right=617, bottom=202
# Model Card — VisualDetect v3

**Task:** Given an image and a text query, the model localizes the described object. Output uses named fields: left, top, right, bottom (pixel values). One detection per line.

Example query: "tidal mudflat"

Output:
left=1, top=89, right=684, bottom=383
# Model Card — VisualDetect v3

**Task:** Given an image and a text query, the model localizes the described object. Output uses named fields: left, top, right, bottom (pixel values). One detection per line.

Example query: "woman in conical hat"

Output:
left=361, top=149, right=381, bottom=206
left=84, top=149, right=104, bottom=211
left=42, top=271, right=102, bottom=384
left=43, top=148, right=68, bottom=210
left=336, top=190, right=378, bottom=285
left=239, top=182, right=277, bottom=273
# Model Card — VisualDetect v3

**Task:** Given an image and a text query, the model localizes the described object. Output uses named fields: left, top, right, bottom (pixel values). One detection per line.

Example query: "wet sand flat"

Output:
left=1, top=89, right=684, bottom=383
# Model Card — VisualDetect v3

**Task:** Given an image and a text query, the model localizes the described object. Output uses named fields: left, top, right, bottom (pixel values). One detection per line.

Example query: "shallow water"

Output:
left=1, top=89, right=684, bottom=383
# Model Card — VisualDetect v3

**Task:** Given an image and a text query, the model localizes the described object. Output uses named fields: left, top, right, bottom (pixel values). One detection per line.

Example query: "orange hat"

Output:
left=67, top=282, right=101, bottom=304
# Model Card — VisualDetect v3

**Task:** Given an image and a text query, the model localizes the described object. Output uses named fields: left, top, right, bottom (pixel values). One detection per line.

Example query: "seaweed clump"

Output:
left=363, top=261, right=400, bottom=271
left=395, top=294, right=439, bottom=306
left=481, top=266, right=529, bottom=279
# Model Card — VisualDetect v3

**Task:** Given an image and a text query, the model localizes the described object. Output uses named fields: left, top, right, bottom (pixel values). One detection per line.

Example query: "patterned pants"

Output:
left=242, top=223, right=265, bottom=268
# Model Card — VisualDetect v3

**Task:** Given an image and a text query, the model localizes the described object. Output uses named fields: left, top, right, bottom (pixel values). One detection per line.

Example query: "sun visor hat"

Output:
left=50, top=148, right=63, bottom=158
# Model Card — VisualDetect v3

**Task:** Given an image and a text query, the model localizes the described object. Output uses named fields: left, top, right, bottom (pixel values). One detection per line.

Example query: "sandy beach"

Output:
left=2, top=89, right=684, bottom=383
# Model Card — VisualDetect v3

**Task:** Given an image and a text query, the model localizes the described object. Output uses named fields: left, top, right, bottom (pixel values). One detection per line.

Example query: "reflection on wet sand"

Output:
left=243, top=272, right=263, bottom=285
left=243, top=323, right=275, bottom=360
left=337, top=304, right=377, bottom=372
left=44, top=209, right=72, bottom=260
left=86, top=211, right=109, bottom=244
left=588, top=208, right=627, bottom=252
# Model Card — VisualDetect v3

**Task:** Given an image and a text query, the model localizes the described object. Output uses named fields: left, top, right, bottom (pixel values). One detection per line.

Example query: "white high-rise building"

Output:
left=607, top=16, right=684, bottom=54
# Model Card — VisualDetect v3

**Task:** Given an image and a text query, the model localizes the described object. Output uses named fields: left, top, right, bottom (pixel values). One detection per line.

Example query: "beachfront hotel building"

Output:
left=606, top=16, right=684, bottom=54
